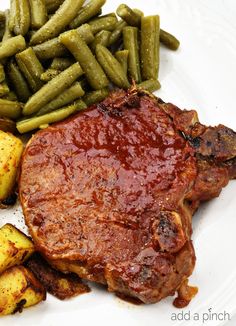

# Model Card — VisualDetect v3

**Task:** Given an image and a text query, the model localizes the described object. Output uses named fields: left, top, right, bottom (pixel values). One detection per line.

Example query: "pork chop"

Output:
left=19, top=88, right=236, bottom=305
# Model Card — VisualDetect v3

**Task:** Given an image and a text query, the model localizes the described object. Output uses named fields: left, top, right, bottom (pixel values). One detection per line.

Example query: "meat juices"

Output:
left=19, top=88, right=236, bottom=305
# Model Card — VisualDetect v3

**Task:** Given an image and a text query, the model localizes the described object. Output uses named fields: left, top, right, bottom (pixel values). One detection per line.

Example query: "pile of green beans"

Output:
left=0, top=0, right=180, bottom=134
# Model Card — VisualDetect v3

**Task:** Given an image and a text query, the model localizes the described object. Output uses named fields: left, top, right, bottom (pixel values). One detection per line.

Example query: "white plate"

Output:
left=1, top=0, right=236, bottom=325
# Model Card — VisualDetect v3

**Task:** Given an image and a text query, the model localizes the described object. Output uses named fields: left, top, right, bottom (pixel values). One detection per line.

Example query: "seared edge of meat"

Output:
left=26, top=253, right=90, bottom=300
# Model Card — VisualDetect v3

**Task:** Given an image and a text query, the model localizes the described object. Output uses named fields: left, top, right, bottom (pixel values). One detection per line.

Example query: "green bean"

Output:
left=45, top=0, right=64, bottom=14
left=94, top=9, right=103, bottom=18
left=59, top=30, right=108, bottom=90
left=2, top=10, right=13, bottom=42
left=160, top=29, right=180, bottom=51
left=133, top=9, right=144, bottom=18
left=0, top=35, right=26, bottom=60
left=0, top=99, right=22, bottom=119
left=108, top=20, right=127, bottom=46
left=0, top=17, right=4, bottom=33
left=3, top=91, right=18, bottom=101
left=89, top=16, right=118, bottom=34
left=32, top=38, right=69, bottom=60
left=0, top=82, right=10, bottom=97
left=50, top=57, right=74, bottom=71
left=16, top=47, right=44, bottom=93
left=137, top=79, right=161, bottom=93
left=30, top=0, right=85, bottom=45
left=116, top=4, right=140, bottom=27
left=17, top=101, right=87, bottom=133
left=61, top=98, right=88, bottom=112
left=7, top=61, right=32, bottom=102
left=141, top=16, right=160, bottom=80
left=32, top=24, right=94, bottom=60
left=0, top=24, right=4, bottom=42
left=123, top=26, right=141, bottom=83
left=37, top=82, right=85, bottom=115
left=23, top=62, right=84, bottom=115
left=29, top=0, right=48, bottom=30
left=0, top=64, right=5, bottom=83
left=83, top=88, right=109, bottom=106
left=9, top=0, right=16, bottom=32
left=91, top=30, right=111, bottom=52
left=39, top=123, right=49, bottom=129
left=96, top=45, right=130, bottom=89
left=14, top=0, right=31, bottom=36
left=100, top=12, right=117, bottom=19
left=70, top=0, right=106, bottom=29
left=0, top=11, right=5, bottom=24
left=77, top=24, right=94, bottom=44
left=40, top=69, right=61, bottom=82
left=115, top=50, right=129, bottom=75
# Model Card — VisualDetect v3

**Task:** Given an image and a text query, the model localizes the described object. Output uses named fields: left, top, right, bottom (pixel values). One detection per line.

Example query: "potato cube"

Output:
left=0, top=265, right=46, bottom=315
left=0, top=224, right=35, bottom=274
left=0, top=130, right=23, bottom=201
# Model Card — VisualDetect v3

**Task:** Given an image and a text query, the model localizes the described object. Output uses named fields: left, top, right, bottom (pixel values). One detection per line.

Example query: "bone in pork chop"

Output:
left=19, top=88, right=236, bottom=305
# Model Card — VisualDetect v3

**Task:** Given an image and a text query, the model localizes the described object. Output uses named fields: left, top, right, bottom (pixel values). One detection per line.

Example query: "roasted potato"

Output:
left=0, top=265, right=46, bottom=315
left=0, top=224, right=35, bottom=274
left=0, top=117, right=16, bottom=133
left=0, top=130, right=23, bottom=201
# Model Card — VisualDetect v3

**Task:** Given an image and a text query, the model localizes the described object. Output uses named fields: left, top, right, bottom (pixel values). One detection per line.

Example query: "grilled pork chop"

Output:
left=19, top=88, right=236, bottom=305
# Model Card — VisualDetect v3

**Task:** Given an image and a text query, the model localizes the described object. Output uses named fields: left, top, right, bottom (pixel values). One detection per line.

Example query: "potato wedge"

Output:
left=0, top=224, right=35, bottom=274
left=0, top=130, right=23, bottom=201
left=0, top=265, right=46, bottom=315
